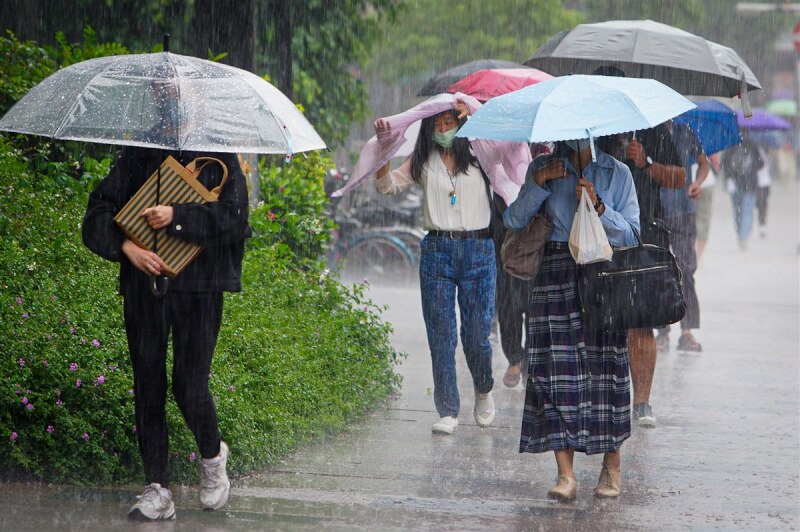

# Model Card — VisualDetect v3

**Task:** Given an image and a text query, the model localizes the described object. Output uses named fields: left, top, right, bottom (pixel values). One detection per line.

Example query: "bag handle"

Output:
left=185, top=157, right=229, bottom=198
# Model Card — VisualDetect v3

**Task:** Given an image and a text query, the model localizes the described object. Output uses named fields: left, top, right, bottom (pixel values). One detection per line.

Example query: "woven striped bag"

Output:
left=113, top=156, right=228, bottom=278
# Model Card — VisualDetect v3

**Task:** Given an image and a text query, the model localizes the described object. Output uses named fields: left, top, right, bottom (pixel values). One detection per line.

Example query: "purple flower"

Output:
left=82, top=433, right=90, bottom=442
left=69, top=363, right=78, bottom=372
left=80, top=338, right=86, bottom=345
left=95, top=375, right=105, bottom=386
left=17, top=358, right=25, bottom=367
left=10, top=432, right=18, bottom=442
left=21, top=397, right=28, bottom=405
left=76, top=379, right=82, bottom=388
left=56, top=399, right=63, bottom=408
left=229, top=385, right=236, bottom=393
left=15, top=296, right=22, bottom=305
left=46, top=425, right=54, bottom=434
left=69, top=327, right=76, bottom=335
left=22, top=312, right=29, bottom=319
left=26, top=404, right=33, bottom=411
left=42, top=359, right=49, bottom=367
left=189, top=452, right=197, bottom=462
left=91, top=339, right=100, bottom=348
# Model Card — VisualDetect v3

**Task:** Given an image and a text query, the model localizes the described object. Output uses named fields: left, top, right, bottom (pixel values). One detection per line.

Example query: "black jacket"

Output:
left=82, top=146, right=252, bottom=293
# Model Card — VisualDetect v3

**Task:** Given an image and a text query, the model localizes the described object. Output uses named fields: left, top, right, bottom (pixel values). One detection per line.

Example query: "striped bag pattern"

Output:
left=113, top=156, right=228, bottom=278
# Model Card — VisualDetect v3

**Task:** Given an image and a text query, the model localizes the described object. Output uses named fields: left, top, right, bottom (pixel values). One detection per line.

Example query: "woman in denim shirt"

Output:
left=504, top=139, right=639, bottom=502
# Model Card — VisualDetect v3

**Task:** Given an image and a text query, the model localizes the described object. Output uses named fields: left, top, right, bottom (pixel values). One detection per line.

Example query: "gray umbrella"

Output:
left=416, top=59, right=526, bottom=97
left=0, top=51, right=326, bottom=155
left=525, top=20, right=760, bottom=98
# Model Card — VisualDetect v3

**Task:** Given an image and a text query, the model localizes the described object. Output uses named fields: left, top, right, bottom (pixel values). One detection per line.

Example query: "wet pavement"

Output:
left=1, top=179, right=798, bottom=530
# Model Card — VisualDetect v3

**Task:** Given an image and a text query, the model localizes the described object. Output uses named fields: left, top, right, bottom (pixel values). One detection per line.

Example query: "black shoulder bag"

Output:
left=577, top=227, right=685, bottom=332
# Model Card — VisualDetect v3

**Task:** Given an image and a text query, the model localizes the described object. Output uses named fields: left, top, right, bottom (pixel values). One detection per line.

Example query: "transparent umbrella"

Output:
left=0, top=51, right=327, bottom=155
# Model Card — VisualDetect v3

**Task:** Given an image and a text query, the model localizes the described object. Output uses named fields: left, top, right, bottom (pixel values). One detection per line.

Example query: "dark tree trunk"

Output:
left=193, top=0, right=256, bottom=72
left=266, top=0, right=293, bottom=98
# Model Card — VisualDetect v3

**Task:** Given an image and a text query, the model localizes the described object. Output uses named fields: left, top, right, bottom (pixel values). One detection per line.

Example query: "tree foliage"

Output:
left=367, top=0, right=584, bottom=85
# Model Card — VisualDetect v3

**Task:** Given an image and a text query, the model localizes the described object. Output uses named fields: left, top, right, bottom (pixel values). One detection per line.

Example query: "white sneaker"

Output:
left=474, top=391, right=495, bottom=427
left=200, top=441, right=231, bottom=511
left=128, top=483, right=176, bottom=521
left=431, top=416, right=458, bottom=434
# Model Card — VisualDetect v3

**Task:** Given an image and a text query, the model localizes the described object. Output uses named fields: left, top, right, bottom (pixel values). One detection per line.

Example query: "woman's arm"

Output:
left=375, top=158, right=415, bottom=195
left=502, top=156, right=558, bottom=230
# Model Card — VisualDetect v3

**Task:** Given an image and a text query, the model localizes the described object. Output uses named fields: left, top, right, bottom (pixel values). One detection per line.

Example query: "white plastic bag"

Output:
left=569, top=187, right=613, bottom=264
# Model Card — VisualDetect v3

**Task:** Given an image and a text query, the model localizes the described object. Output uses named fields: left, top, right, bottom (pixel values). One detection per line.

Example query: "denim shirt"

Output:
left=503, top=150, right=640, bottom=248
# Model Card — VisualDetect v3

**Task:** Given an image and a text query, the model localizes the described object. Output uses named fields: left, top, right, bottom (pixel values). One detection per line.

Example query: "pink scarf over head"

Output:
left=330, top=92, right=530, bottom=204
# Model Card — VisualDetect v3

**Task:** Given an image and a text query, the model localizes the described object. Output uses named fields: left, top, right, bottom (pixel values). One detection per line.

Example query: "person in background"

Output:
left=492, top=142, right=553, bottom=388
left=82, top=146, right=251, bottom=521
left=505, top=138, right=639, bottom=502
left=654, top=120, right=709, bottom=354
left=755, top=144, right=772, bottom=238
left=374, top=103, right=497, bottom=436
left=621, top=124, right=686, bottom=428
left=721, top=131, right=763, bottom=250
left=695, top=153, right=721, bottom=260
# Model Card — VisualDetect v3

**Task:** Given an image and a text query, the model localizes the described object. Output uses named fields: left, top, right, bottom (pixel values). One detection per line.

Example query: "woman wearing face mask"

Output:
left=503, top=138, right=640, bottom=501
left=374, top=104, right=498, bottom=436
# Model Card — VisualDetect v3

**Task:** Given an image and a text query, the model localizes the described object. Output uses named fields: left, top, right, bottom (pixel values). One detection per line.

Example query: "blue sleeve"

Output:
left=502, top=156, right=552, bottom=230
left=599, top=162, right=640, bottom=247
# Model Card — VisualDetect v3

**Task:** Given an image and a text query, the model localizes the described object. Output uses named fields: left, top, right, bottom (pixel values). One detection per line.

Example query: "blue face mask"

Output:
left=433, top=127, right=458, bottom=148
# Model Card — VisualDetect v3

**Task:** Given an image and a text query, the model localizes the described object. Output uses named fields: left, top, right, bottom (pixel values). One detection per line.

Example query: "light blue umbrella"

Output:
left=456, top=74, right=695, bottom=149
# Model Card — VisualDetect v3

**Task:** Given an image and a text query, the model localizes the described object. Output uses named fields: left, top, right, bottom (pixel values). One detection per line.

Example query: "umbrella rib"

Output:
left=52, top=55, right=129, bottom=140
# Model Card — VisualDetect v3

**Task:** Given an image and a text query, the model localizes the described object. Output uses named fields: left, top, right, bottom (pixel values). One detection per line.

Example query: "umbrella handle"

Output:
left=150, top=275, right=170, bottom=298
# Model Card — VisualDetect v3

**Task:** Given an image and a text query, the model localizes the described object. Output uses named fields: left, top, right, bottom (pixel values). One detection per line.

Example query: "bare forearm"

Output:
left=647, top=162, right=686, bottom=189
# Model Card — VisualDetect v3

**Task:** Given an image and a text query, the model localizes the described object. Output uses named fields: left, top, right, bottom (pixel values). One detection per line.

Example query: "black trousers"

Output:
left=123, top=286, right=223, bottom=487
left=665, top=213, right=700, bottom=330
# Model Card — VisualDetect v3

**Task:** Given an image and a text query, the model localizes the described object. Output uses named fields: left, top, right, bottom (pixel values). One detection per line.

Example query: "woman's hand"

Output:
left=533, top=159, right=567, bottom=187
left=575, top=177, right=599, bottom=206
left=374, top=118, right=392, bottom=143
left=122, top=239, right=168, bottom=275
left=141, top=205, right=173, bottom=229
left=455, top=101, right=471, bottom=119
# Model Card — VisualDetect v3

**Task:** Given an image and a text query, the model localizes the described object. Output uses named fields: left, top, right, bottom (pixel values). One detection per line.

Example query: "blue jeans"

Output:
left=731, top=189, right=757, bottom=243
left=419, top=234, right=496, bottom=418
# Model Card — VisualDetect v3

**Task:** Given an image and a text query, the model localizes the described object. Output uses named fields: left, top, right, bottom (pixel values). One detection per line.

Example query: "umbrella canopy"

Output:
left=445, top=67, right=554, bottom=102
left=747, top=130, right=790, bottom=149
left=764, top=99, right=796, bottom=118
left=0, top=51, right=327, bottom=155
left=525, top=20, right=760, bottom=98
left=455, top=74, right=695, bottom=145
left=672, top=99, right=740, bottom=157
left=736, top=108, right=792, bottom=130
left=416, top=59, right=526, bottom=97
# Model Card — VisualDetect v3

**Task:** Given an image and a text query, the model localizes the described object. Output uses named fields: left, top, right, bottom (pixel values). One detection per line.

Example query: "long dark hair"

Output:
left=410, top=109, right=476, bottom=183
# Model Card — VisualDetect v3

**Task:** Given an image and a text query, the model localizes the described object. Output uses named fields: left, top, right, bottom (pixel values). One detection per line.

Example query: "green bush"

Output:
left=0, top=133, right=403, bottom=485
left=250, top=150, right=336, bottom=264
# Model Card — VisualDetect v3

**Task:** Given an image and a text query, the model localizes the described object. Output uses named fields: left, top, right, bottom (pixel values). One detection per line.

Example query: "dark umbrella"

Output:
left=416, top=59, right=525, bottom=97
left=525, top=20, right=760, bottom=99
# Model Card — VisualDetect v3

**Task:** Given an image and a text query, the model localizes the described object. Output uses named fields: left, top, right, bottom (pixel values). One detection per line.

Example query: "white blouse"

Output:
left=375, top=152, right=491, bottom=231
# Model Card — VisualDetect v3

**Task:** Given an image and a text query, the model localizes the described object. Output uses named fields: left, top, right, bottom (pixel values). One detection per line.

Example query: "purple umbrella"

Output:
left=736, top=109, right=792, bottom=130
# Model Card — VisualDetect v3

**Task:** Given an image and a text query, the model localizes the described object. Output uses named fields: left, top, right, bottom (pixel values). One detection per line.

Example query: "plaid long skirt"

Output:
left=519, top=244, right=631, bottom=455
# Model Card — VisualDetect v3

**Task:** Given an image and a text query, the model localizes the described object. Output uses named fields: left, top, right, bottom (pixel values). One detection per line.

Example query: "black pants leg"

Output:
left=666, top=213, right=700, bottom=330
left=124, top=288, right=223, bottom=486
left=496, top=269, right=528, bottom=366
left=756, top=186, right=769, bottom=227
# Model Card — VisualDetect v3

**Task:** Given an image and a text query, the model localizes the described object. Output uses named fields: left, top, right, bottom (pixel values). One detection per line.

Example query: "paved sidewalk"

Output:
left=0, top=179, right=798, bottom=530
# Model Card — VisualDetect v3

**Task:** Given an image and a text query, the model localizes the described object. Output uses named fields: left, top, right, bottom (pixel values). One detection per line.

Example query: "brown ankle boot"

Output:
left=547, top=475, right=578, bottom=502
left=594, top=465, right=621, bottom=498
